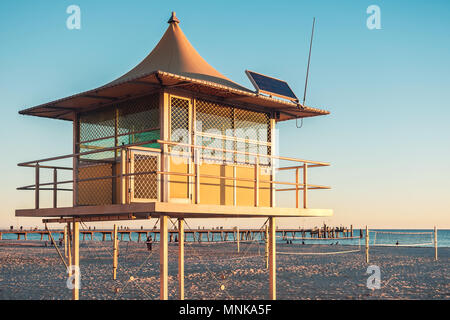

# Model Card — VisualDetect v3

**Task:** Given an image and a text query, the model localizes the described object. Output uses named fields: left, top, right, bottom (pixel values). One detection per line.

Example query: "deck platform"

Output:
left=16, top=202, right=332, bottom=220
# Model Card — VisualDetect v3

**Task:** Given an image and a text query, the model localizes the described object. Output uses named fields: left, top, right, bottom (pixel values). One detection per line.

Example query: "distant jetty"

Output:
left=0, top=225, right=357, bottom=242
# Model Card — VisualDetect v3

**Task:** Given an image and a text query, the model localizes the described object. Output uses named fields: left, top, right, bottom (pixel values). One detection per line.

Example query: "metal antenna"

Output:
left=297, top=17, right=316, bottom=129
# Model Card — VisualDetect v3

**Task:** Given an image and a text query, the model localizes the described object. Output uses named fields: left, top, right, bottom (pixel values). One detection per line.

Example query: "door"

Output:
left=168, top=95, right=192, bottom=203
left=128, top=148, right=161, bottom=202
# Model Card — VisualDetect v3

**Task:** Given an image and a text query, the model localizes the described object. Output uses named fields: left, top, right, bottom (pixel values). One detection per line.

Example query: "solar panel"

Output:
left=245, top=70, right=298, bottom=102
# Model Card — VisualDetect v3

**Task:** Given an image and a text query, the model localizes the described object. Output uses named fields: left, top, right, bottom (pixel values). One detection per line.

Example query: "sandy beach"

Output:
left=0, top=240, right=448, bottom=300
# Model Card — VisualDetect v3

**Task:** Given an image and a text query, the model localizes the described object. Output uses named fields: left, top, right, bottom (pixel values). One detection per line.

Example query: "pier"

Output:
left=0, top=225, right=356, bottom=242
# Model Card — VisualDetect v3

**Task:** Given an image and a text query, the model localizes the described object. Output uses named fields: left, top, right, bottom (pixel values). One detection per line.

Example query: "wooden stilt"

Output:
left=178, top=218, right=185, bottom=300
left=295, top=168, right=299, bottom=208
left=265, top=225, right=269, bottom=269
left=72, top=221, right=80, bottom=300
left=113, top=224, right=118, bottom=280
left=269, top=217, right=276, bottom=300
left=195, top=149, right=200, bottom=204
left=160, top=215, right=168, bottom=300
left=67, top=223, right=72, bottom=276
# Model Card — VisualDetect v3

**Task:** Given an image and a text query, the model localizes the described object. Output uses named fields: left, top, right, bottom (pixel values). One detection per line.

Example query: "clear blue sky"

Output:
left=1, top=0, right=449, bottom=229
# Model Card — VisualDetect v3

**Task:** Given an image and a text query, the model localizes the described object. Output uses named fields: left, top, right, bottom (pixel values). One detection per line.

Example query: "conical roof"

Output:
left=107, top=12, right=249, bottom=91
left=19, top=12, right=330, bottom=121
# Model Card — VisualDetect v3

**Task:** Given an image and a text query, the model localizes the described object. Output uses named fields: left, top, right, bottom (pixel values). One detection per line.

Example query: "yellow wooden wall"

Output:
left=77, top=163, right=113, bottom=206
left=166, top=161, right=272, bottom=207
left=169, top=155, right=190, bottom=200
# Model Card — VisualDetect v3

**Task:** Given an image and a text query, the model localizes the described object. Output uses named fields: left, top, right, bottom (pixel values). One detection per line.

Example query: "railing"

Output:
left=17, top=139, right=330, bottom=210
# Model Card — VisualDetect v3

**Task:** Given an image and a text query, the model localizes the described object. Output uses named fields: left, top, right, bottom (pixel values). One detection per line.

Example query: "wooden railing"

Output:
left=17, top=139, right=330, bottom=210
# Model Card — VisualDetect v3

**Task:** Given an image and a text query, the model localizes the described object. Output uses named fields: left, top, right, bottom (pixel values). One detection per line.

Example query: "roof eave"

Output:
left=19, top=70, right=330, bottom=121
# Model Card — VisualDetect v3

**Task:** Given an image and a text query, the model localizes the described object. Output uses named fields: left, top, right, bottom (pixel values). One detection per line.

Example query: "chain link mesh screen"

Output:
left=195, top=99, right=271, bottom=165
left=79, top=109, right=116, bottom=160
left=77, top=94, right=160, bottom=205
left=170, top=97, right=190, bottom=152
left=117, top=94, right=160, bottom=149
left=131, top=152, right=159, bottom=200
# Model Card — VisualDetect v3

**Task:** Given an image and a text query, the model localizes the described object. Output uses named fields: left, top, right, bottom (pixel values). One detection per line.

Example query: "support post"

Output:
left=67, top=223, right=72, bottom=275
left=254, top=156, right=259, bottom=207
left=53, top=168, right=57, bottom=208
left=160, top=215, right=168, bottom=300
left=295, top=168, right=299, bottom=208
left=120, top=148, right=127, bottom=204
left=365, top=226, right=369, bottom=264
left=72, top=221, right=80, bottom=300
left=35, top=163, right=40, bottom=209
left=73, top=112, right=79, bottom=207
left=178, top=218, right=185, bottom=300
left=236, top=227, right=240, bottom=253
left=64, top=226, right=68, bottom=258
left=434, top=226, right=438, bottom=261
left=195, top=150, right=200, bottom=204
left=113, top=224, right=118, bottom=280
left=265, top=225, right=269, bottom=269
left=269, top=217, right=276, bottom=300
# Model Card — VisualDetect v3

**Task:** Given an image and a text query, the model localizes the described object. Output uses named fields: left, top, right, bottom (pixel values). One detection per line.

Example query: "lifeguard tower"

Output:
left=16, top=12, right=332, bottom=300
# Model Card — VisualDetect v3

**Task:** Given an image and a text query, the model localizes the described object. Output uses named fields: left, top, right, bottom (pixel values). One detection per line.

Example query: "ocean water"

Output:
left=2, top=229, right=449, bottom=247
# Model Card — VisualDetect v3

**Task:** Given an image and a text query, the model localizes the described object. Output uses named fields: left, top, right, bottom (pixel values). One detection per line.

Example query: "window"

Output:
left=78, top=93, right=160, bottom=160
left=195, top=99, right=271, bottom=165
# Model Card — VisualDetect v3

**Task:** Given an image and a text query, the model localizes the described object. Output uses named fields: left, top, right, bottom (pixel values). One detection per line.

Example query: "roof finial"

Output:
left=168, top=11, right=180, bottom=24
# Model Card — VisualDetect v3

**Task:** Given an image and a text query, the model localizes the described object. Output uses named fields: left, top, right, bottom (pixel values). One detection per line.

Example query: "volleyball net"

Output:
left=365, top=228, right=438, bottom=263
left=370, top=230, right=435, bottom=247
left=276, top=234, right=362, bottom=256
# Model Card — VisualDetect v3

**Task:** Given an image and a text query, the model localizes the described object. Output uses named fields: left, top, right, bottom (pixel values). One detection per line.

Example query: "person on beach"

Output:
left=396, top=241, right=399, bottom=246
left=146, top=236, right=153, bottom=251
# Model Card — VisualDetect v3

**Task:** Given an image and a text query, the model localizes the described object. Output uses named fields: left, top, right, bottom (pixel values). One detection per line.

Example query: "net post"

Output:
left=434, top=226, right=438, bottom=261
left=237, top=226, right=240, bottom=253
left=365, top=226, right=369, bottom=263
left=113, top=224, right=118, bottom=280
